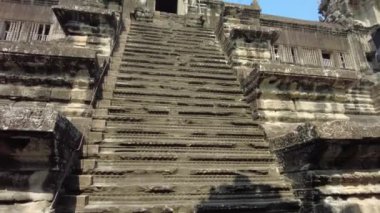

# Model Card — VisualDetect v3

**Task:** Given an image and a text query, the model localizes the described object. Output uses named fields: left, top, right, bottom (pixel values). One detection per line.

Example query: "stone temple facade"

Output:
left=0, top=0, right=379, bottom=212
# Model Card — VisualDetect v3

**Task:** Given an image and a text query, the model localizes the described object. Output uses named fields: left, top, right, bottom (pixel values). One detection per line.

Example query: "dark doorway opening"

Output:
left=156, top=0, right=177, bottom=14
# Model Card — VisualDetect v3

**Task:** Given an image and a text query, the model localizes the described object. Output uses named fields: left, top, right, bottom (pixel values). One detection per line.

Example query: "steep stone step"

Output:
left=81, top=201, right=300, bottom=213
left=114, top=83, right=242, bottom=97
left=116, top=71, right=238, bottom=83
left=101, top=112, right=253, bottom=124
left=83, top=162, right=279, bottom=177
left=109, top=95, right=246, bottom=106
left=119, top=65, right=235, bottom=77
left=122, top=52, right=229, bottom=66
left=113, top=79, right=239, bottom=91
left=120, top=58, right=231, bottom=71
left=124, top=43, right=223, bottom=56
left=102, top=134, right=264, bottom=143
left=94, top=151, right=274, bottom=162
left=91, top=175, right=286, bottom=186
left=122, top=52, right=232, bottom=68
left=84, top=195, right=297, bottom=207
left=93, top=114, right=252, bottom=125
left=131, top=21, right=214, bottom=32
left=104, top=103, right=250, bottom=115
left=93, top=112, right=255, bottom=123
left=114, top=79, right=240, bottom=92
left=123, top=47, right=227, bottom=59
left=100, top=137, right=267, bottom=147
left=125, top=37, right=221, bottom=51
left=112, top=88, right=243, bottom=102
left=127, top=30, right=216, bottom=41
left=127, top=33, right=215, bottom=43
left=108, top=96, right=247, bottom=108
left=104, top=123, right=263, bottom=135
left=96, top=150, right=272, bottom=162
left=82, top=184, right=293, bottom=198
left=129, top=26, right=216, bottom=37
left=88, top=160, right=275, bottom=173
left=81, top=197, right=299, bottom=213
left=102, top=114, right=253, bottom=128
left=123, top=116, right=239, bottom=127
left=98, top=145, right=270, bottom=153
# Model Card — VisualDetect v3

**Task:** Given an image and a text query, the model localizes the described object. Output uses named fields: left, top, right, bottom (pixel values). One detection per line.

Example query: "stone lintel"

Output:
left=0, top=2, right=54, bottom=23
left=0, top=41, right=100, bottom=78
left=0, top=106, right=59, bottom=132
left=58, top=0, right=122, bottom=11
left=0, top=41, right=96, bottom=59
left=230, top=27, right=279, bottom=43
left=260, top=14, right=345, bottom=30
left=223, top=3, right=261, bottom=19
left=0, top=106, right=81, bottom=149
left=224, top=2, right=261, bottom=13
left=264, top=119, right=380, bottom=152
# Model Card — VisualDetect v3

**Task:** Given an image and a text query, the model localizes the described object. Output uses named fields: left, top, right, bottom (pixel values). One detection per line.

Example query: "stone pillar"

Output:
left=177, top=0, right=187, bottom=15
left=0, top=21, right=4, bottom=40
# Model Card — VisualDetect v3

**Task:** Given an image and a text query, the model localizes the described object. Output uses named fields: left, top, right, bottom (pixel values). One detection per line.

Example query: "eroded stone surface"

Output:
left=0, top=106, right=81, bottom=212
left=264, top=120, right=380, bottom=150
left=0, top=0, right=380, bottom=213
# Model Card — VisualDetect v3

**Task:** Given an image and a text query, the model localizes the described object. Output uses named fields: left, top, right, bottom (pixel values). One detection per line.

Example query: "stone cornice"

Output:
left=258, top=63, right=360, bottom=81
left=52, top=5, right=120, bottom=37
left=0, top=41, right=99, bottom=78
left=265, top=120, right=380, bottom=151
left=229, top=27, right=279, bottom=44
left=0, top=41, right=96, bottom=59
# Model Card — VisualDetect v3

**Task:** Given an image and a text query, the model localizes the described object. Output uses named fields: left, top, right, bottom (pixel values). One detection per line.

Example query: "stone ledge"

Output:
left=0, top=106, right=59, bottom=132
left=263, top=119, right=380, bottom=151
left=52, top=4, right=121, bottom=37
left=0, top=106, right=81, bottom=138
left=0, top=201, right=51, bottom=213
left=0, top=106, right=82, bottom=165
left=0, top=41, right=96, bottom=59
left=0, top=106, right=83, bottom=212
left=259, top=63, right=359, bottom=81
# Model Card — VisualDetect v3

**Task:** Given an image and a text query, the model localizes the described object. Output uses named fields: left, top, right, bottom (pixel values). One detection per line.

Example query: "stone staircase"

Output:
left=61, top=16, right=300, bottom=213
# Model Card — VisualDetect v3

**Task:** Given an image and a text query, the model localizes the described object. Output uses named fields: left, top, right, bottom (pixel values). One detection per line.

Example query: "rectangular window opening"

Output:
left=366, top=53, right=373, bottom=63
left=156, top=0, right=178, bottom=13
left=322, top=52, right=331, bottom=60
left=2, top=21, right=10, bottom=40
left=291, top=47, right=297, bottom=63
left=273, top=45, right=280, bottom=61
left=44, top=25, right=50, bottom=36
left=322, top=51, right=333, bottom=67
left=339, top=53, right=346, bottom=68
left=38, top=25, right=44, bottom=35
left=35, top=24, right=50, bottom=41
